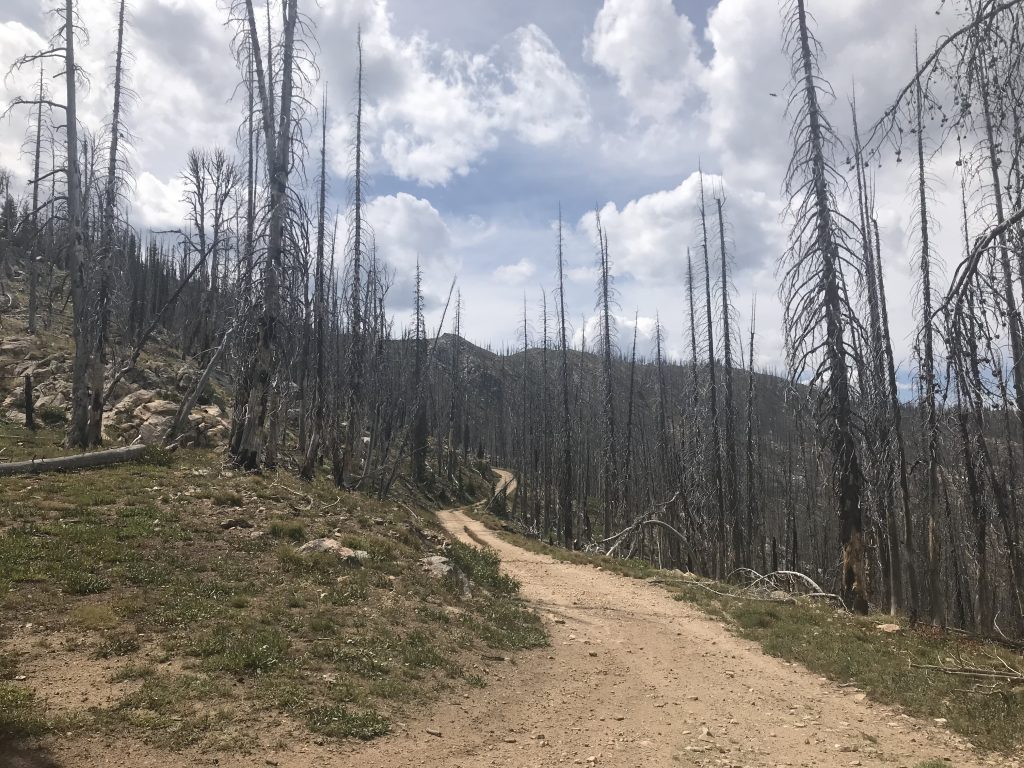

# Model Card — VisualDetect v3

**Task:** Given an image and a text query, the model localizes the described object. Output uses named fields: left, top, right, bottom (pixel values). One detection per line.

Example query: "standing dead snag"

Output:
left=716, top=195, right=743, bottom=570
left=698, top=172, right=727, bottom=578
left=910, top=37, right=944, bottom=627
left=594, top=210, right=619, bottom=539
left=228, top=0, right=302, bottom=470
left=556, top=208, right=574, bottom=549
left=780, top=0, right=868, bottom=613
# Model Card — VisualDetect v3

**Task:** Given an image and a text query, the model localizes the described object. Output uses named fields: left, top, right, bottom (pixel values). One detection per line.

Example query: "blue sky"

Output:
left=0, top=0, right=975, bottom=375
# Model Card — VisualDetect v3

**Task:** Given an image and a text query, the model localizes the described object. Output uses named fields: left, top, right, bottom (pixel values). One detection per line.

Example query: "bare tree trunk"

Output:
left=556, top=210, right=574, bottom=549
left=699, top=173, right=726, bottom=578
left=913, top=41, right=944, bottom=627
left=65, top=0, right=95, bottom=450
left=716, top=196, right=743, bottom=569
left=28, top=65, right=44, bottom=336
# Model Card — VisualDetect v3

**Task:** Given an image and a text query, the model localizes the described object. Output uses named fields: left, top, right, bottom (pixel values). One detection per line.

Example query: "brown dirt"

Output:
left=10, top=473, right=1019, bottom=768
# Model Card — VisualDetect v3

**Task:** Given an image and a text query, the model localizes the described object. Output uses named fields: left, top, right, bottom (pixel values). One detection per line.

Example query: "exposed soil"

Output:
left=9, top=473, right=1019, bottom=767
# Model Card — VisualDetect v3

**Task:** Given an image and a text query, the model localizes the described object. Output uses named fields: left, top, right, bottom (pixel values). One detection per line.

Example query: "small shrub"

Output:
left=94, top=634, right=140, bottom=659
left=37, top=404, right=67, bottom=426
left=399, top=630, right=446, bottom=669
left=268, top=520, right=305, bottom=542
left=305, top=704, right=389, bottom=740
left=472, top=598, right=547, bottom=651
left=189, top=624, right=290, bottom=675
left=447, top=540, right=518, bottom=596
left=61, top=571, right=110, bottom=595
left=210, top=490, right=243, bottom=508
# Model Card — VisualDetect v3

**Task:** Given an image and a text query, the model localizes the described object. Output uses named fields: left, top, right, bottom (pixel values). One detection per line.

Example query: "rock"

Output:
left=420, top=555, right=454, bottom=578
left=138, top=415, right=172, bottom=445
left=133, top=399, right=178, bottom=421
left=876, top=623, right=901, bottom=633
left=220, top=518, right=252, bottom=530
left=112, top=389, right=157, bottom=416
left=297, top=538, right=370, bottom=565
left=426, top=728, right=442, bottom=737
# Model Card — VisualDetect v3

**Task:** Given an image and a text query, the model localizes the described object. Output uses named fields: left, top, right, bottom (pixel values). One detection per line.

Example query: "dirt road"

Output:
left=319, top=477, right=1008, bottom=768
left=28, top=475, right=1016, bottom=768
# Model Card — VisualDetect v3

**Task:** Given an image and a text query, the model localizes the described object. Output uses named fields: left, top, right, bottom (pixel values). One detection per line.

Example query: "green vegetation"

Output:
left=0, top=419, right=544, bottom=752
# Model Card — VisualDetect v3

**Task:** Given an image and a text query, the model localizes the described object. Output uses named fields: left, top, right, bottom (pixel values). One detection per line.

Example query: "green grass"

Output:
left=0, top=684, right=49, bottom=739
left=304, top=704, right=390, bottom=740
left=447, top=539, right=519, bottom=596
left=0, top=421, right=545, bottom=754
left=267, top=519, right=305, bottom=541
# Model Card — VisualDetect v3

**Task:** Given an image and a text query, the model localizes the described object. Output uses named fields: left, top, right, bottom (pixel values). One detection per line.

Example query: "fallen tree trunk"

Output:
left=0, top=444, right=149, bottom=476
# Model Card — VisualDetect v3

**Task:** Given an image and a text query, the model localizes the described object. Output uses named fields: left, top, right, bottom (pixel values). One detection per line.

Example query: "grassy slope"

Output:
left=0, top=419, right=546, bottom=754
left=471, top=510, right=1024, bottom=755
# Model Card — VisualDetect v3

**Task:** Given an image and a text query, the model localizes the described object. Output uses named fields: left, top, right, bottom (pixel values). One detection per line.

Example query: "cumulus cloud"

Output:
left=576, top=171, right=783, bottom=284
left=323, top=3, right=589, bottom=186
left=494, top=257, right=536, bottom=284
left=572, top=311, right=659, bottom=353
left=365, top=192, right=456, bottom=319
left=586, top=0, right=704, bottom=120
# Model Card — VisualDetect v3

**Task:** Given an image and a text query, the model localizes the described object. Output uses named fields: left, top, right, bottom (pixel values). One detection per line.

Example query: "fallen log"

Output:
left=0, top=444, right=150, bottom=476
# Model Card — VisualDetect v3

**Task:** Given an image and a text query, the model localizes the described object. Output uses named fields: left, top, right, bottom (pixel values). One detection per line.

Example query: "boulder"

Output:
left=420, top=555, right=453, bottom=578
left=297, top=538, right=370, bottom=565
left=138, top=414, right=172, bottom=445
left=133, top=399, right=178, bottom=421
left=112, top=389, right=157, bottom=416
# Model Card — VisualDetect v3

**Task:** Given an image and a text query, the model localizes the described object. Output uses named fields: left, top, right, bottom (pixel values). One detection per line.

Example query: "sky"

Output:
left=0, top=0, right=974, bottom=375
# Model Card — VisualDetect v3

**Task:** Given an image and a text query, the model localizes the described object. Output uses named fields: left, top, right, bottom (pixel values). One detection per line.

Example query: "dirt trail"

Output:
left=34, top=474, right=1017, bottom=768
left=319, top=471, right=1008, bottom=768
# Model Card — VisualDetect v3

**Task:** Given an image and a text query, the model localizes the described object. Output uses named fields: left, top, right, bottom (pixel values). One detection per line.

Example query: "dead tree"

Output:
left=780, top=0, right=868, bottom=613
left=556, top=209, right=574, bottom=548
left=699, top=173, right=727, bottom=577
left=910, top=38, right=945, bottom=626
left=716, top=194, right=743, bottom=569
left=595, top=211, right=619, bottom=538
left=229, top=0, right=302, bottom=469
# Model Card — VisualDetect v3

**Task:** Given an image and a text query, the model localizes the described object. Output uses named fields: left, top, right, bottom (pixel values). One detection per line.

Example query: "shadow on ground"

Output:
left=0, top=738, right=62, bottom=768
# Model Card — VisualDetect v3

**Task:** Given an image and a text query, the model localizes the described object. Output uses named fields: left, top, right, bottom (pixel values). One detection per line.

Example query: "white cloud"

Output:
left=572, top=311, right=659, bottom=352
left=133, top=172, right=186, bottom=230
left=327, top=3, right=589, bottom=186
left=496, top=25, right=590, bottom=146
left=494, top=257, right=536, bottom=284
left=576, top=171, right=783, bottom=284
left=586, top=0, right=704, bottom=120
left=365, top=192, right=456, bottom=318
